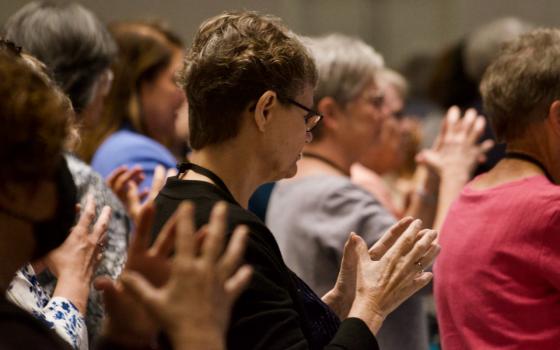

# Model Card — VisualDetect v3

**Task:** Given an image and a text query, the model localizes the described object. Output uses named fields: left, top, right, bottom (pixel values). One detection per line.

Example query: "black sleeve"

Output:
left=227, top=222, right=378, bottom=350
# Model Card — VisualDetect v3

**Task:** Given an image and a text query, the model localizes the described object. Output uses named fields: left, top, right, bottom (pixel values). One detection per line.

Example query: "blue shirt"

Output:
left=92, top=128, right=176, bottom=191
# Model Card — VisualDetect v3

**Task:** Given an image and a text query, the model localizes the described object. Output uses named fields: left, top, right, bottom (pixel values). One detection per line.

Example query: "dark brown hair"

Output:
left=80, top=20, right=183, bottom=162
left=0, top=40, right=72, bottom=184
left=480, top=28, right=560, bottom=142
left=179, top=11, right=317, bottom=150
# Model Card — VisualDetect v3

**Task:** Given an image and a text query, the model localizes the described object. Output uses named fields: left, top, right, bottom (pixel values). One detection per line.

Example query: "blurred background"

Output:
left=1, top=0, right=558, bottom=69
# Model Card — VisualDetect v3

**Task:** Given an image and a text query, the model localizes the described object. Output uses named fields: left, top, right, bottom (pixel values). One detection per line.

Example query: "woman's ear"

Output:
left=548, top=100, right=560, bottom=137
left=317, top=96, right=341, bottom=132
left=253, top=90, right=277, bottom=132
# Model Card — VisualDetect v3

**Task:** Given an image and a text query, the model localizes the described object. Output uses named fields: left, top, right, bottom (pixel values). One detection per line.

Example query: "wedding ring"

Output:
left=416, top=261, right=424, bottom=273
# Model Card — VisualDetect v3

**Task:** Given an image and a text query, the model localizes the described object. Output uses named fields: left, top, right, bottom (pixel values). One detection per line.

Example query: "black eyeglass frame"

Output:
left=285, top=97, right=324, bottom=131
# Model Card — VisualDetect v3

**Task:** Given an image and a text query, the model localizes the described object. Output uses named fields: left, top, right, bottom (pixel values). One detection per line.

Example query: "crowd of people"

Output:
left=1, top=1, right=558, bottom=350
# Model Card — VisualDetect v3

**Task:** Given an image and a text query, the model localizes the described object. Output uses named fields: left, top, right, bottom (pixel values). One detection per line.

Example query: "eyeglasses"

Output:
left=363, top=93, right=385, bottom=109
left=286, top=97, right=323, bottom=131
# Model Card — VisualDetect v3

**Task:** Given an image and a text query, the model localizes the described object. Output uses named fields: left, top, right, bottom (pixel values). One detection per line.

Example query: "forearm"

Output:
left=404, top=166, right=438, bottom=227
left=170, top=329, right=225, bottom=350
left=52, top=274, right=91, bottom=314
left=322, top=287, right=352, bottom=319
left=433, top=170, right=470, bottom=230
left=346, top=298, right=385, bottom=335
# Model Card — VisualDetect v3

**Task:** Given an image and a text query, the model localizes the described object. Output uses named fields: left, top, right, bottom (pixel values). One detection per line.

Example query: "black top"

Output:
left=152, top=174, right=379, bottom=350
left=0, top=295, right=71, bottom=350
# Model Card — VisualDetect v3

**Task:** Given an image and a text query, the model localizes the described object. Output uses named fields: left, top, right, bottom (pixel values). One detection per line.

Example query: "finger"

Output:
left=174, top=201, right=197, bottom=258
left=77, top=194, right=96, bottom=228
left=130, top=202, right=155, bottom=253
left=106, top=166, right=128, bottom=188
left=479, top=139, right=495, bottom=155
left=369, top=217, right=415, bottom=260
left=466, top=115, right=486, bottom=144
left=120, top=271, right=162, bottom=315
left=151, top=213, right=180, bottom=257
left=460, top=108, right=478, bottom=136
left=415, top=242, right=441, bottom=271
left=125, top=181, right=141, bottom=209
left=138, top=188, right=150, bottom=201
left=404, top=229, right=438, bottom=265
left=201, top=202, right=228, bottom=262
left=415, top=150, right=441, bottom=174
left=353, top=234, right=372, bottom=263
left=445, top=106, right=461, bottom=134
left=92, top=206, right=112, bottom=241
left=148, top=165, right=167, bottom=201
left=219, top=225, right=249, bottom=278
left=113, top=169, right=141, bottom=195
left=93, top=275, right=115, bottom=292
left=387, top=219, right=423, bottom=258
left=224, top=264, right=253, bottom=303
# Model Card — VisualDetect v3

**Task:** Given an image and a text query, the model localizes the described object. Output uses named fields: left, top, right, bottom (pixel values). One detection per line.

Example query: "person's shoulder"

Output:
left=97, top=130, right=173, bottom=159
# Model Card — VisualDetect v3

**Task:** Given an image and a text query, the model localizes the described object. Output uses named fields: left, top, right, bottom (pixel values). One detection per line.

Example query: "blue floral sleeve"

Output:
left=6, top=264, right=88, bottom=350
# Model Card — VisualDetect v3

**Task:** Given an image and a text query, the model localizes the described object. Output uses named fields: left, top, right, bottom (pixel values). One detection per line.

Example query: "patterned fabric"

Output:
left=37, top=153, right=131, bottom=344
left=7, top=264, right=87, bottom=350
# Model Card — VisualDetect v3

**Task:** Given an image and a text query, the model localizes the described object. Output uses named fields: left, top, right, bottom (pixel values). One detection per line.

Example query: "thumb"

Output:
left=120, top=271, right=161, bottom=313
left=416, top=149, right=441, bottom=173
left=352, top=234, right=370, bottom=262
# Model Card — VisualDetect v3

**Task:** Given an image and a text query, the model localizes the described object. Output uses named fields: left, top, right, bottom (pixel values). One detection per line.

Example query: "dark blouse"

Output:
left=151, top=177, right=379, bottom=350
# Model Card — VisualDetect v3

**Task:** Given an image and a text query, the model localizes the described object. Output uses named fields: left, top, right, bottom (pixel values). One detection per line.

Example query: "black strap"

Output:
left=302, top=152, right=350, bottom=176
left=504, top=152, right=555, bottom=183
left=176, top=162, right=237, bottom=203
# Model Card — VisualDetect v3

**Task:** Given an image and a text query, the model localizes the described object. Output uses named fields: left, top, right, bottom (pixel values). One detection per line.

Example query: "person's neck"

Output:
left=187, top=145, right=265, bottom=208
left=296, top=137, right=354, bottom=178
left=474, top=136, right=558, bottom=189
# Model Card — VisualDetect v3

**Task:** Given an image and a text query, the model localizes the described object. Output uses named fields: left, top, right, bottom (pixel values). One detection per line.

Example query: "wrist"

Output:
left=322, top=287, right=351, bottom=319
left=347, top=297, right=386, bottom=335
left=170, top=327, right=224, bottom=350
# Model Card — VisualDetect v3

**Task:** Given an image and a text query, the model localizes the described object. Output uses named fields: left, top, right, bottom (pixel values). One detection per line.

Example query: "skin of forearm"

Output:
left=52, top=274, right=90, bottom=314
left=171, top=329, right=225, bottom=350
left=405, top=166, right=438, bottom=228
left=346, top=298, right=386, bottom=335
left=322, top=287, right=352, bottom=319
left=433, top=170, right=470, bottom=231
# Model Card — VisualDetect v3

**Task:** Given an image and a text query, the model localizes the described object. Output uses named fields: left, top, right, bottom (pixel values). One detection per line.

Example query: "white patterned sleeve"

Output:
left=42, top=297, right=89, bottom=350
left=6, top=265, right=89, bottom=350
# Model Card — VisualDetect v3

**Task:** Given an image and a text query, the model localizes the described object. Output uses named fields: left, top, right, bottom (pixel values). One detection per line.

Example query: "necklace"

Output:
left=302, top=152, right=350, bottom=176
left=504, top=151, right=555, bottom=183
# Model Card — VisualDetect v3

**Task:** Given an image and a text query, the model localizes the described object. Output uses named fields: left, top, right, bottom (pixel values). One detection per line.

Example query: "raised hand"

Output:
left=417, top=106, right=494, bottom=177
left=44, top=194, right=112, bottom=314
left=323, top=217, right=415, bottom=319
left=106, top=164, right=177, bottom=225
left=120, top=202, right=252, bottom=350
left=94, top=202, right=176, bottom=347
left=346, top=218, right=440, bottom=335
left=96, top=201, right=252, bottom=350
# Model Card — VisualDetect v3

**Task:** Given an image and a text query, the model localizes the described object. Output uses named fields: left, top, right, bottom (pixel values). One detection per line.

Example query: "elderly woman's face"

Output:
left=339, top=81, right=387, bottom=156
left=264, top=84, right=315, bottom=180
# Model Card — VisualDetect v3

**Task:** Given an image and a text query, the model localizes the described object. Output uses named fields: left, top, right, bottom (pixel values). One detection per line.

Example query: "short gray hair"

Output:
left=304, top=34, right=384, bottom=140
left=376, top=68, right=408, bottom=100
left=305, top=34, right=384, bottom=106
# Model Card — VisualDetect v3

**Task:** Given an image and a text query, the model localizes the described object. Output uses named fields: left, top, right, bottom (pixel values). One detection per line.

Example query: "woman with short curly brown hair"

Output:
left=152, top=11, right=439, bottom=350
